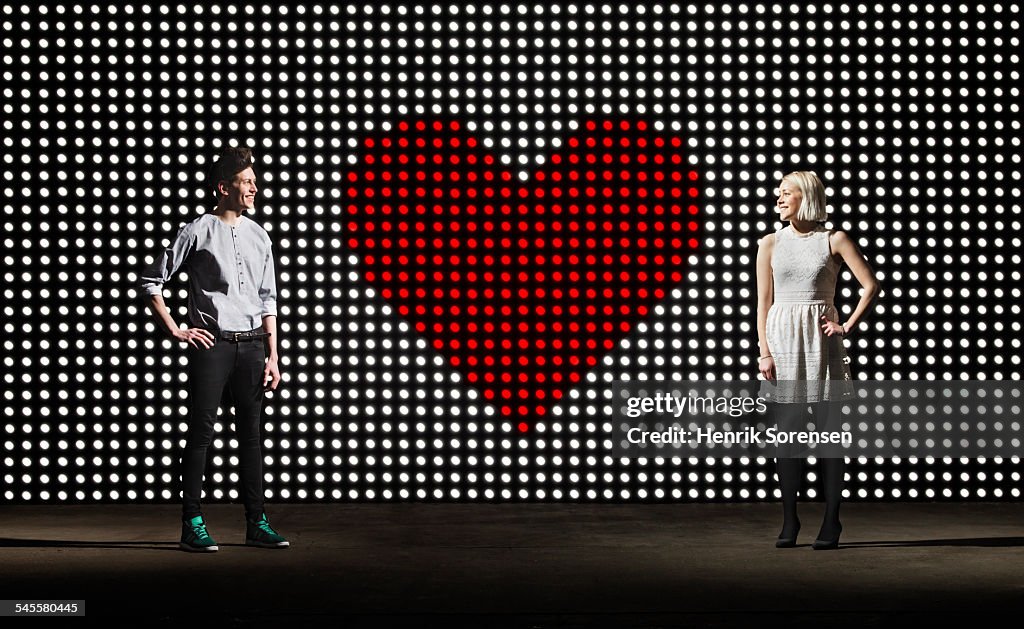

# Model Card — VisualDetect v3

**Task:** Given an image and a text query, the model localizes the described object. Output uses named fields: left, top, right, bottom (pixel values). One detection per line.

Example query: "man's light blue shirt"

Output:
left=139, top=213, right=278, bottom=332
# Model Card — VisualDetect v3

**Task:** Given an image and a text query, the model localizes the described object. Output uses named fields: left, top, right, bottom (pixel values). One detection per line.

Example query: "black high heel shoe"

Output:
left=812, top=522, right=842, bottom=550
left=775, top=519, right=800, bottom=548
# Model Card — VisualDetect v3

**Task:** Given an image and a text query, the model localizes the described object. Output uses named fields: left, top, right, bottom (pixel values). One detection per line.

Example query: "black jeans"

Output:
left=181, top=337, right=266, bottom=522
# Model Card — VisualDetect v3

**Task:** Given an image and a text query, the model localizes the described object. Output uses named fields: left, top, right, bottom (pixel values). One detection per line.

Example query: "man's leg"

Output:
left=229, top=339, right=266, bottom=520
left=230, top=339, right=288, bottom=548
left=182, top=341, right=233, bottom=521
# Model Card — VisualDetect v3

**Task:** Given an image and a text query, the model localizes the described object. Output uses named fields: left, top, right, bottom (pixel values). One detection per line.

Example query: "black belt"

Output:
left=218, top=328, right=270, bottom=342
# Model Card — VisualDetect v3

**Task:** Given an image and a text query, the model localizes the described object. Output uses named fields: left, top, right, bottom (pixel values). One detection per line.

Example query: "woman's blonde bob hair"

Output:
left=782, top=171, right=827, bottom=222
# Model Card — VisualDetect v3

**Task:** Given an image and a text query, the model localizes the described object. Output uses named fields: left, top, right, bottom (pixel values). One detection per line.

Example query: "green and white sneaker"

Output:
left=245, top=512, right=289, bottom=548
left=180, top=515, right=219, bottom=552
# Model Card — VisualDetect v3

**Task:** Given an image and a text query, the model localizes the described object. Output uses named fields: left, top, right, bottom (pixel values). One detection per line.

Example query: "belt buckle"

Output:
left=232, top=332, right=242, bottom=342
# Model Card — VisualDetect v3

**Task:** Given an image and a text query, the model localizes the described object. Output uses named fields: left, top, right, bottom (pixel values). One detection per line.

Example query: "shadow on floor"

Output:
left=839, top=536, right=1024, bottom=549
left=0, top=538, right=249, bottom=551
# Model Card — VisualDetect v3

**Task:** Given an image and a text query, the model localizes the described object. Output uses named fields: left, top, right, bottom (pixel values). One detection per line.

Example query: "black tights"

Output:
left=774, top=402, right=845, bottom=540
left=776, top=457, right=844, bottom=540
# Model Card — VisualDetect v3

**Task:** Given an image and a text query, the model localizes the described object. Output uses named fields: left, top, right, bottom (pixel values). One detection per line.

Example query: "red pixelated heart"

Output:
left=344, top=120, right=700, bottom=431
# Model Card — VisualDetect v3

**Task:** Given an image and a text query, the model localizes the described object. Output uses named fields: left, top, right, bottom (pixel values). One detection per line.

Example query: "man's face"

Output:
left=220, top=166, right=258, bottom=212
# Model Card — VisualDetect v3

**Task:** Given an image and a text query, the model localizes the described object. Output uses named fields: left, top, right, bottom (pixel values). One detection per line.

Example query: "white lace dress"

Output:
left=760, top=224, right=854, bottom=403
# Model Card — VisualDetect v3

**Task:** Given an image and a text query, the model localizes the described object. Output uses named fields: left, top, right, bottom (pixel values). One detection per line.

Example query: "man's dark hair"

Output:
left=206, top=146, right=254, bottom=196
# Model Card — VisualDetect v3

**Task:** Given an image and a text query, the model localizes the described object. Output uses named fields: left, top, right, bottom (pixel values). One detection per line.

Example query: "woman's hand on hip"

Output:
left=820, top=315, right=846, bottom=337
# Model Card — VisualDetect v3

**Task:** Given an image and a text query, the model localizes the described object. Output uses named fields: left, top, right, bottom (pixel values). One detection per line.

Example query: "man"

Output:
left=139, top=146, right=288, bottom=552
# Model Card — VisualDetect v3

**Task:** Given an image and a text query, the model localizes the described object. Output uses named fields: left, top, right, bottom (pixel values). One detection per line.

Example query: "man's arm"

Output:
left=259, top=240, right=281, bottom=391
left=139, top=223, right=215, bottom=349
left=145, top=293, right=215, bottom=349
left=262, top=314, right=281, bottom=391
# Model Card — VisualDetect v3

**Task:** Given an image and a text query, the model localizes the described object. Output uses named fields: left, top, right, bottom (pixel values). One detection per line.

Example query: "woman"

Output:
left=756, top=171, right=880, bottom=550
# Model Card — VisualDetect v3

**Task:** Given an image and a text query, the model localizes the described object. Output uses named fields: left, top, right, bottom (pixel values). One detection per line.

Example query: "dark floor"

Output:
left=1, top=502, right=1022, bottom=627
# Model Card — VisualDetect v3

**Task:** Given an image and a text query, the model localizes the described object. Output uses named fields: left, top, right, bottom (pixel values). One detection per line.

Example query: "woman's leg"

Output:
left=776, top=457, right=804, bottom=543
left=816, top=457, right=844, bottom=541
left=813, top=401, right=845, bottom=548
left=773, top=402, right=807, bottom=545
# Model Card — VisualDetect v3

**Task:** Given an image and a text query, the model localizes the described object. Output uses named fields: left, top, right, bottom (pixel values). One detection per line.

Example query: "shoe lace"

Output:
left=191, top=521, right=210, bottom=540
left=255, top=516, right=277, bottom=536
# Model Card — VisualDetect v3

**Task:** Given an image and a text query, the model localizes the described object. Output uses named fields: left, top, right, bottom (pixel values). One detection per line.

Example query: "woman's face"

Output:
left=776, top=178, right=802, bottom=221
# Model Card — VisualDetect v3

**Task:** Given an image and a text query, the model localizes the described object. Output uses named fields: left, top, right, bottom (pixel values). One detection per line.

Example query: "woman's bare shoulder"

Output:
left=828, top=229, right=855, bottom=250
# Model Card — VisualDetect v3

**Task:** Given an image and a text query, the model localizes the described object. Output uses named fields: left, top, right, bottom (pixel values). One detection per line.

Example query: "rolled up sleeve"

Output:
left=258, top=245, right=278, bottom=317
left=138, top=224, right=194, bottom=297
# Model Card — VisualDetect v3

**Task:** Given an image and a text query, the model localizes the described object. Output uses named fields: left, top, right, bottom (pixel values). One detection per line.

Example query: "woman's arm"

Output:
left=830, top=230, right=882, bottom=335
left=756, top=233, right=776, bottom=379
